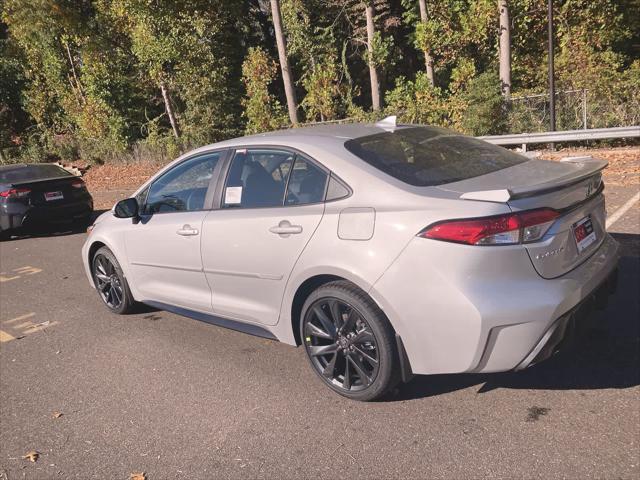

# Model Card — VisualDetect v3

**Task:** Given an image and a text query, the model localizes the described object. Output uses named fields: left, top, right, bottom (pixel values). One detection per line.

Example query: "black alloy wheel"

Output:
left=91, top=246, right=135, bottom=314
left=301, top=281, right=400, bottom=401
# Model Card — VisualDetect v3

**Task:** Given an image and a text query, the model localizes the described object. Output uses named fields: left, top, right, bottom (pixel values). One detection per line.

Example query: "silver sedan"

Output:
left=82, top=120, right=619, bottom=401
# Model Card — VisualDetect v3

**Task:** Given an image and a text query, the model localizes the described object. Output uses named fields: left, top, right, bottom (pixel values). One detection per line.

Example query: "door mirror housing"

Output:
left=114, top=198, right=139, bottom=220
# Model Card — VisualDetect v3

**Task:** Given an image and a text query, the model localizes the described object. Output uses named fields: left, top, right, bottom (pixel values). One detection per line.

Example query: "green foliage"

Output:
left=301, top=56, right=343, bottom=122
left=384, top=73, right=447, bottom=125
left=367, top=31, right=394, bottom=69
left=456, top=71, right=508, bottom=135
left=1, top=0, right=637, bottom=164
left=241, top=47, right=287, bottom=134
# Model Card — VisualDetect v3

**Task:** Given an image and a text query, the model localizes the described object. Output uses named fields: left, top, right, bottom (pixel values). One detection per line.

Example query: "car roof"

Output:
left=197, top=123, right=424, bottom=152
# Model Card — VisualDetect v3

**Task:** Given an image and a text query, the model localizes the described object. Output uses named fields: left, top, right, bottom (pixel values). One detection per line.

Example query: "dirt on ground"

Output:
left=80, top=146, right=639, bottom=210
left=539, top=146, right=639, bottom=187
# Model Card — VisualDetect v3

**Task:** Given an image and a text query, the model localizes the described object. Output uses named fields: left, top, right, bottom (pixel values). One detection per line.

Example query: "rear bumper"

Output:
left=370, top=232, right=620, bottom=376
left=0, top=197, right=93, bottom=231
left=515, top=265, right=617, bottom=370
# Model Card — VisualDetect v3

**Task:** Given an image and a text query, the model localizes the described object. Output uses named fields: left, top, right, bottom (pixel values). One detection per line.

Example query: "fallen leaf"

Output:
left=22, top=451, right=39, bottom=462
left=130, top=472, right=146, bottom=480
left=52, top=411, right=63, bottom=418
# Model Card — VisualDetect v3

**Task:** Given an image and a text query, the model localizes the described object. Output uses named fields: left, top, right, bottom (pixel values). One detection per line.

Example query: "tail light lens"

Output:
left=71, top=179, right=85, bottom=189
left=0, top=188, right=31, bottom=199
left=419, top=208, right=560, bottom=246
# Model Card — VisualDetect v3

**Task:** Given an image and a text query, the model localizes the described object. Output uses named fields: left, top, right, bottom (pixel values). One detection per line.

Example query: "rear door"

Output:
left=200, top=148, right=328, bottom=326
left=124, top=151, right=223, bottom=312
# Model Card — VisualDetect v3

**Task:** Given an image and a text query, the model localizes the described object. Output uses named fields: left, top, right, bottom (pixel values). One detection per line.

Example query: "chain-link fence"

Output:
left=508, top=89, right=640, bottom=133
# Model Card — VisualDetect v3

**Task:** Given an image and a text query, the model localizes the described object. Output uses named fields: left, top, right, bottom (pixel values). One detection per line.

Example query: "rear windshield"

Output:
left=0, top=164, right=72, bottom=183
left=344, top=126, right=527, bottom=187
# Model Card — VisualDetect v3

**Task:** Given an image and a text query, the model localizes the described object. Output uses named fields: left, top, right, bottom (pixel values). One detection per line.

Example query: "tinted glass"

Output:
left=344, top=127, right=528, bottom=187
left=145, top=153, right=219, bottom=214
left=0, top=164, right=72, bottom=182
left=223, top=149, right=294, bottom=208
left=285, top=155, right=328, bottom=205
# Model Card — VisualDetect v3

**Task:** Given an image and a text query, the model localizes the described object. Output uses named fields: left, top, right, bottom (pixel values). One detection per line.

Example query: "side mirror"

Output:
left=114, top=198, right=139, bottom=220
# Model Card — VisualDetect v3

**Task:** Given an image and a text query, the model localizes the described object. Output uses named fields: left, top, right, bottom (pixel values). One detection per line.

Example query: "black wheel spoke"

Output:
left=342, top=308, right=357, bottom=333
left=309, top=343, right=338, bottom=357
left=329, top=300, right=343, bottom=329
left=353, top=345, right=378, bottom=366
left=95, top=271, right=110, bottom=282
left=343, top=358, right=352, bottom=389
left=313, top=305, right=336, bottom=339
left=322, top=352, right=339, bottom=378
left=111, top=285, right=122, bottom=304
left=304, top=321, right=333, bottom=340
left=352, top=328, right=375, bottom=345
left=348, top=355, right=372, bottom=386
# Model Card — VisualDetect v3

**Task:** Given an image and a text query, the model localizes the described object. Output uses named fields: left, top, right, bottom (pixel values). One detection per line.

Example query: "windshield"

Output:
left=344, top=126, right=527, bottom=187
left=0, top=164, right=73, bottom=183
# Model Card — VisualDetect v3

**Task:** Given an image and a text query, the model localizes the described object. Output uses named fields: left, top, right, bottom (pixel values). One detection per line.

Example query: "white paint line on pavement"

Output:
left=606, top=192, right=640, bottom=229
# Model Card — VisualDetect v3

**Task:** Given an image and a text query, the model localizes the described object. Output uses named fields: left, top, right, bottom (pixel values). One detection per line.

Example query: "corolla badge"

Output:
left=535, top=246, right=565, bottom=260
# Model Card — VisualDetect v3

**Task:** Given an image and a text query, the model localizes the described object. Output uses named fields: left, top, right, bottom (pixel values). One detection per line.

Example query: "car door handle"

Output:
left=176, top=224, right=199, bottom=236
left=269, top=220, right=303, bottom=235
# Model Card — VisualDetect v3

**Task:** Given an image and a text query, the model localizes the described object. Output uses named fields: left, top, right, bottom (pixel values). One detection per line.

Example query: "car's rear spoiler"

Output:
left=459, top=157, right=607, bottom=203
left=8, top=175, right=80, bottom=188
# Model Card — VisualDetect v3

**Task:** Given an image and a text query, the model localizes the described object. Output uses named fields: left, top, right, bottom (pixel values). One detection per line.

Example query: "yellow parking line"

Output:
left=13, top=266, right=43, bottom=276
left=2, top=312, right=35, bottom=325
left=23, top=321, right=58, bottom=334
left=0, top=274, right=20, bottom=283
left=0, top=330, right=16, bottom=343
left=15, top=321, right=36, bottom=329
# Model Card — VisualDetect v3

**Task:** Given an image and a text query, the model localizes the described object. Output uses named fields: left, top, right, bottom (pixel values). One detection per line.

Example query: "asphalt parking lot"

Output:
left=1, top=184, right=639, bottom=479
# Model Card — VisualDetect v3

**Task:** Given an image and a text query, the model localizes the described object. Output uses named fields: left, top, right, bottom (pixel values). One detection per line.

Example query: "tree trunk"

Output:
left=64, top=41, right=86, bottom=105
left=498, top=0, right=511, bottom=98
left=160, top=80, right=181, bottom=139
left=418, top=0, right=435, bottom=86
left=365, top=1, right=381, bottom=111
left=270, top=0, right=299, bottom=125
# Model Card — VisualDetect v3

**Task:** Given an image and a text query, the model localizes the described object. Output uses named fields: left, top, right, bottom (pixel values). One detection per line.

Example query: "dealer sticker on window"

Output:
left=573, top=215, right=596, bottom=253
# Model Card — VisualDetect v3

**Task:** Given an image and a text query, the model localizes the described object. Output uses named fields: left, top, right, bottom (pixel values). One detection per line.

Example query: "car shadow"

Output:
left=1, top=209, right=109, bottom=241
left=392, top=232, right=640, bottom=402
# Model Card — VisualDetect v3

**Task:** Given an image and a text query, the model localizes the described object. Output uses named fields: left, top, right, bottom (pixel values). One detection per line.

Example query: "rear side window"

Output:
left=0, top=164, right=72, bottom=182
left=145, top=153, right=219, bottom=214
left=344, top=127, right=527, bottom=187
left=223, top=149, right=294, bottom=208
left=285, top=155, right=328, bottom=205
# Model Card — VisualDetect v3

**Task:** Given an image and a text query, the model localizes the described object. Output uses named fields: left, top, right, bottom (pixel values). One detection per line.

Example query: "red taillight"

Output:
left=419, top=208, right=560, bottom=246
left=71, top=178, right=85, bottom=189
left=0, top=188, right=31, bottom=199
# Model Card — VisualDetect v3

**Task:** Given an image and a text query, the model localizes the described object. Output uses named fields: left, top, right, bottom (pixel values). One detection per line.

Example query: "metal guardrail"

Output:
left=480, top=126, right=640, bottom=150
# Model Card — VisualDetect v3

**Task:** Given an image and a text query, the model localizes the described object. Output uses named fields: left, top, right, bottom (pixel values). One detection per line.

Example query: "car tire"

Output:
left=300, top=280, right=400, bottom=401
left=91, top=246, right=136, bottom=314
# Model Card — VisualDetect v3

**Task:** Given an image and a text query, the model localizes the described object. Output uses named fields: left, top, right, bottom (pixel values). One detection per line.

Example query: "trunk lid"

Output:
left=437, top=158, right=608, bottom=279
left=10, top=176, right=86, bottom=206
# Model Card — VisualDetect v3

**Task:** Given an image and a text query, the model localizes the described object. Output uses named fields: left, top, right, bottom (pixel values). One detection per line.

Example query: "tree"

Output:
left=270, top=0, right=299, bottom=125
left=364, top=1, right=381, bottom=111
left=498, top=0, right=511, bottom=98
left=242, top=47, right=287, bottom=134
left=417, top=0, right=435, bottom=86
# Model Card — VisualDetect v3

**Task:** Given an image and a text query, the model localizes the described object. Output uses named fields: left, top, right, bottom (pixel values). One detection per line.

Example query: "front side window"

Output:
left=145, top=152, right=219, bottom=214
left=344, top=127, right=528, bottom=187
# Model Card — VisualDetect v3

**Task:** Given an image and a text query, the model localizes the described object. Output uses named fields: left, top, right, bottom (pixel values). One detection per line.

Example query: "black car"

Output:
left=0, top=163, right=93, bottom=238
